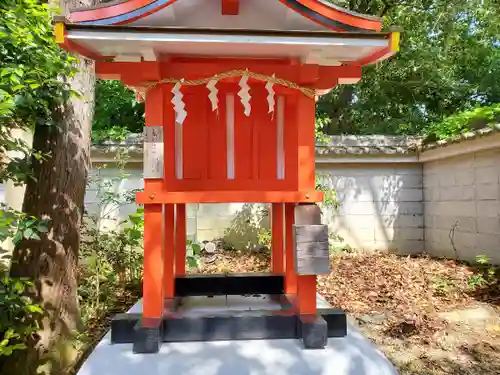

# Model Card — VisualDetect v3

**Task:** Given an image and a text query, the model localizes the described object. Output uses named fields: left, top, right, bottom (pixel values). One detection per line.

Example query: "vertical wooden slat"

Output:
left=206, top=91, right=227, bottom=181
left=160, top=84, right=176, bottom=188
left=296, top=95, right=316, bottom=191
left=295, top=95, right=318, bottom=315
left=143, top=204, right=163, bottom=318
left=285, top=203, right=297, bottom=294
left=284, top=95, right=299, bottom=190
left=163, top=204, right=175, bottom=298
left=175, top=204, right=186, bottom=276
left=256, top=85, right=277, bottom=181
left=271, top=203, right=284, bottom=273
left=183, top=90, right=208, bottom=179
left=143, top=83, right=165, bottom=318
left=234, top=93, right=253, bottom=180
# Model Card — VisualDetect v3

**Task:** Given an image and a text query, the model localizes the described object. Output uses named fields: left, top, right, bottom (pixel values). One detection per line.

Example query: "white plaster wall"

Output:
left=423, top=148, right=500, bottom=263
left=317, top=163, right=424, bottom=253
left=1, top=162, right=424, bottom=252
left=84, top=166, right=268, bottom=249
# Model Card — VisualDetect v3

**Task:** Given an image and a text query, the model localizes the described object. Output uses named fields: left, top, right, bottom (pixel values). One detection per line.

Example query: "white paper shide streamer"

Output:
left=238, top=74, right=251, bottom=116
left=171, top=82, right=187, bottom=125
left=265, top=74, right=276, bottom=117
left=206, top=79, right=219, bottom=112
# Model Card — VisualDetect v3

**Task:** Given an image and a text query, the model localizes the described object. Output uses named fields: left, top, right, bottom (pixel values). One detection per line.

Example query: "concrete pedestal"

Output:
left=77, top=300, right=398, bottom=375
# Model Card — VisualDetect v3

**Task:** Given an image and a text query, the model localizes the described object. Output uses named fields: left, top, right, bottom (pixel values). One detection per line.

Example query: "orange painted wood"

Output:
left=143, top=204, right=163, bottom=318
left=163, top=85, right=177, bottom=188
left=70, top=0, right=180, bottom=22
left=182, top=90, right=208, bottom=180
left=295, top=93, right=318, bottom=316
left=296, top=95, right=316, bottom=191
left=297, top=274, right=317, bottom=314
left=145, top=83, right=164, bottom=125
left=295, top=0, right=382, bottom=31
left=284, top=95, right=299, bottom=189
left=208, top=89, right=228, bottom=180
left=164, top=179, right=292, bottom=192
left=222, top=0, right=239, bottom=15
left=96, top=61, right=162, bottom=82
left=137, top=190, right=324, bottom=204
left=256, top=85, right=278, bottom=181
left=234, top=94, right=254, bottom=181
left=284, top=203, right=297, bottom=294
left=95, top=60, right=360, bottom=90
left=163, top=204, right=175, bottom=298
left=271, top=203, right=285, bottom=273
left=175, top=204, right=187, bottom=276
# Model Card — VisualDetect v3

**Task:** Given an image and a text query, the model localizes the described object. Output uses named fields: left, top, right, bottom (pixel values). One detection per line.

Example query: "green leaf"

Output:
left=25, top=304, right=43, bottom=314
left=12, top=231, right=22, bottom=246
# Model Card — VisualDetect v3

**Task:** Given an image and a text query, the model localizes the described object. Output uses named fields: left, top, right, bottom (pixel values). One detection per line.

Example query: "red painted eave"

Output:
left=68, top=0, right=383, bottom=33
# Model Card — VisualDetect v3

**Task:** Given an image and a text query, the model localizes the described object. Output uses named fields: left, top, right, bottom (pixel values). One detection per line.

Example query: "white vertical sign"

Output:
left=144, top=126, right=164, bottom=179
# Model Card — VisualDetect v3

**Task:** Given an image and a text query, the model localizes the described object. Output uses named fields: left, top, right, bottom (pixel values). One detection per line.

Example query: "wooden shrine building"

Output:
left=55, top=0, right=400, bottom=353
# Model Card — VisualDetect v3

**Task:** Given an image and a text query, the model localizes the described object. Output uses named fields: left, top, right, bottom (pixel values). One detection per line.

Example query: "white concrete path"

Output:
left=77, top=300, right=398, bottom=375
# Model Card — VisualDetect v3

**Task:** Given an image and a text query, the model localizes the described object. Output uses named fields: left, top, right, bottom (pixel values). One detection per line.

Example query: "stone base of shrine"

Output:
left=110, top=274, right=347, bottom=353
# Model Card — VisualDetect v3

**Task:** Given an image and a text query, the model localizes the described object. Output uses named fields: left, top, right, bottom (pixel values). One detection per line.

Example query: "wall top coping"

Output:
left=421, top=124, right=500, bottom=151
left=90, top=125, right=500, bottom=162
left=91, top=133, right=422, bottom=157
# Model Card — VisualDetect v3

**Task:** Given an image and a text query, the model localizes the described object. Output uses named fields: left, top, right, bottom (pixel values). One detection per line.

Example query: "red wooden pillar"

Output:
left=296, top=94, right=317, bottom=315
left=284, top=203, right=297, bottom=294
left=175, top=203, right=187, bottom=276
left=143, top=204, right=164, bottom=318
left=163, top=204, right=175, bottom=298
left=271, top=203, right=284, bottom=273
left=142, top=84, right=166, bottom=319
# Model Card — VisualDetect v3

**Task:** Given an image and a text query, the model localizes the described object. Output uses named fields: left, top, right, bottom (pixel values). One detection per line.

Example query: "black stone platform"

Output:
left=175, top=273, right=284, bottom=296
left=111, top=274, right=347, bottom=353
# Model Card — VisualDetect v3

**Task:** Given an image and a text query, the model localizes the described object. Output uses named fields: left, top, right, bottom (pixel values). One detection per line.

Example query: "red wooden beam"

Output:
left=96, top=59, right=360, bottom=91
left=222, top=0, right=239, bottom=15
left=136, top=191, right=324, bottom=204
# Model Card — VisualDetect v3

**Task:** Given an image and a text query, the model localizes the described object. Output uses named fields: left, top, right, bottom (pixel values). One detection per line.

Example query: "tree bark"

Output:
left=0, top=1, right=97, bottom=374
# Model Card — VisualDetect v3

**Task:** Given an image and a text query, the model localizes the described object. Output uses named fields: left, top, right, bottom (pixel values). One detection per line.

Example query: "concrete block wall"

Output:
left=423, top=149, right=500, bottom=263
left=1, top=162, right=425, bottom=253
left=317, top=163, right=424, bottom=253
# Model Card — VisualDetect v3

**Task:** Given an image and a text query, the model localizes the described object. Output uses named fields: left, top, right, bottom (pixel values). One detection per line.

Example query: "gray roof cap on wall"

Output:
left=90, top=125, right=499, bottom=158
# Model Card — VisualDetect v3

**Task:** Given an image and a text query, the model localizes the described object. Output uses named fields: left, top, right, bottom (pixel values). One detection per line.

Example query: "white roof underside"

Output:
left=130, top=0, right=331, bottom=31
left=67, top=29, right=389, bottom=65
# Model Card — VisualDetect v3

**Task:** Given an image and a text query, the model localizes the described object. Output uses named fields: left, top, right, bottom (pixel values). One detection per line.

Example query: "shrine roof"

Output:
left=56, top=1, right=400, bottom=75
left=68, top=0, right=383, bottom=33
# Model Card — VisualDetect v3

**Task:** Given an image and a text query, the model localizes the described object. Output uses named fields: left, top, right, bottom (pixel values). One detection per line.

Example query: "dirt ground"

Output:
left=198, top=250, right=500, bottom=375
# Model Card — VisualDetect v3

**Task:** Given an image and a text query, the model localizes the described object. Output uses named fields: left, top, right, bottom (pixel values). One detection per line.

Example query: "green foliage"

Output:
left=0, top=202, right=48, bottom=358
left=79, top=151, right=144, bottom=321
left=467, top=254, right=499, bottom=289
left=186, top=240, right=202, bottom=270
left=318, top=0, right=500, bottom=135
left=0, top=0, right=76, bottom=185
left=0, top=277, right=43, bottom=357
left=424, top=104, right=500, bottom=141
left=92, top=80, right=144, bottom=141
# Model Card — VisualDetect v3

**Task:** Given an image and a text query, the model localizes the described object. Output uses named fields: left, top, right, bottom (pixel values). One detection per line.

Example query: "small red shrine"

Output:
left=55, top=0, right=399, bottom=353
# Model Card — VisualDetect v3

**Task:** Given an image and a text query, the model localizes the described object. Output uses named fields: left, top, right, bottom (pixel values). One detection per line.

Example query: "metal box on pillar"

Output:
left=55, top=0, right=399, bottom=353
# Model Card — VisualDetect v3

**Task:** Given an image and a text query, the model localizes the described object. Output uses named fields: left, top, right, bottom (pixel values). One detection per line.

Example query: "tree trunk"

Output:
left=0, top=1, right=97, bottom=374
